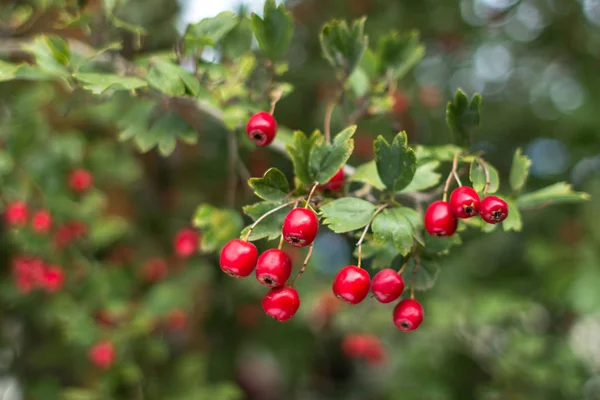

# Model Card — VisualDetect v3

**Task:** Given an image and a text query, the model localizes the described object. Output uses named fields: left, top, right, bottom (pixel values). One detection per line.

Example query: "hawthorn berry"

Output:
left=31, top=209, right=53, bottom=233
left=4, top=200, right=28, bottom=227
left=282, top=208, right=319, bottom=247
left=449, top=186, right=480, bottom=219
left=40, top=265, right=65, bottom=293
left=480, top=196, right=509, bottom=224
left=89, top=340, right=115, bottom=370
left=140, top=258, right=168, bottom=282
left=174, top=228, right=199, bottom=258
left=393, top=298, right=424, bottom=332
left=320, top=168, right=344, bottom=192
left=11, top=256, right=44, bottom=293
left=262, top=285, right=300, bottom=322
left=255, top=249, right=292, bottom=288
left=68, top=168, right=94, bottom=193
left=424, top=200, right=458, bottom=237
left=342, top=334, right=386, bottom=365
left=246, top=111, right=277, bottom=146
left=219, top=239, right=259, bottom=278
left=371, top=268, right=405, bottom=304
left=332, top=265, right=371, bottom=305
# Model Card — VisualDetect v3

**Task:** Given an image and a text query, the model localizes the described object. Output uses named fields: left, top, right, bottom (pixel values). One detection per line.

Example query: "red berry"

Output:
left=255, top=249, right=292, bottom=288
left=11, top=256, right=45, bottom=293
left=246, top=111, right=277, bottom=146
left=371, top=268, right=405, bottom=304
left=174, top=228, right=199, bottom=258
left=320, top=168, right=344, bottom=192
left=40, top=265, right=65, bottom=293
left=332, top=265, right=371, bottom=305
left=424, top=200, right=458, bottom=237
left=31, top=209, right=52, bottom=233
left=140, top=258, right=168, bottom=282
left=165, top=309, right=187, bottom=331
left=219, top=239, right=259, bottom=278
left=282, top=208, right=319, bottom=247
left=449, top=186, right=480, bottom=219
left=393, top=298, right=424, bottom=332
left=68, top=168, right=94, bottom=193
left=480, top=196, right=509, bottom=224
left=262, top=285, right=300, bottom=322
left=4, top=201, right=28, bottom=227
left=89, top=340, right=115, bottom=370
left=341, top=334, right=387, bottom=365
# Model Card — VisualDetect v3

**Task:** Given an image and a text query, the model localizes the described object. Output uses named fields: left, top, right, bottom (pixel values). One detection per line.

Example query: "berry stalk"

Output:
left=442, top=152, right=463, bottom=202
left=290, top=242, right=314, bottom=287
left=244, top=200, right=299, bottom=241
left=355, top=204, right=388, bottom=268
left=477, top=156, right=491, bottom=196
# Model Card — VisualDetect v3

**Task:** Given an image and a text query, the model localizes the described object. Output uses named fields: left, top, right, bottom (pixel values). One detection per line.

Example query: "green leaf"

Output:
left=0, top=150, right=15, bottom=176
left=308, top=126, right=356, bottom=184
left=404, top=257, right=441, bottom=291
left=133, top=112, right=196, bottom=155
left=72, top=41, right=122, bottom=72
left=146, top=58, right=188, bottom=96
left=516, top=182, right=590, bottom=209
left=22, top=35, right=70, bottom=78
left=117, top=101, right=154, bottom=142
left=286, top=130, right=321, bottom=186
left=184, top=12, right=238, bottom=49
left=446, top=89, right=481, bottom=148
left=45, top=35, right=71, bottom=66
left=221, top=17, right=253, bottom=59
left=250, top=0, right=294, bottom=61
left=372, top=208, right=415, bottom=256
left=509, top=148, right=532, bottom=193
left=320, top=17, right=369, bottom=79
left=355, top=239, right=397, bottom=269
left=0, top=60, right=21, bottom=82
left=350, top=161, right=386, bottom=191
left=415, top=144, right=467, bottom=163
left=374, top=131, right=417, bottom=193
left=319, top=198, right=377, bottom=233
left=240, top=201, right=292, bottom=241
left=89, top=216, right=129, bottom=248
left=503, top=198, right=522, bottom=232
left=73, top=72, right=147, bottom=94
left=398, top=161, right=441, bottom=193
left=422, top=234, right=462, bottom=257
left=469, top=159, right=500, bottom=194
left=192, top=204, right=243, bottom=252
left=376, top=30, right=425, bottom=80
left=248, top=168, right=290, bottom=202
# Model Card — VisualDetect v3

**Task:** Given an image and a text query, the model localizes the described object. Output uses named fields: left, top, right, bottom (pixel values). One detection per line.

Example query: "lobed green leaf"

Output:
left=248, top=168, right=290, bottom=202
left=374, top=131, right=417, bottom=193
left=319, top=198, right=377, bottom=233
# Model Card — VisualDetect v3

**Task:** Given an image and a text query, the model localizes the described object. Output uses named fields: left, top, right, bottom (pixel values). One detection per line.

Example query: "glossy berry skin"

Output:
left=424, top=201, right=458, bottom=237
left=219, top=239, right=259, bottom=278
left=262, top=285, right=300, bottom=322
left=320, top=168, right=344, bottom=192
left=255, top=249, right=292, bottom=288
left=480, top=196, right=509, bottom=224
left=332, top=265, right=371, bottom=305
left=371, top=268, right=405, bottom=304
left=246, top=111, right=277, bottom=146
left=31, top=210, right=52, bottom=233
left=89, top=340, right=115, bottom=370
left=174, top=228, right=199, bottom=258
left=4, top=201, right=28, bottom=227
left=393, top=298, right=424, bottom=332
left=282, top=208, right=319, bottom=247
left=68, top=168, right=94, bottom=193
left=449, top=186, right=481, bottom=219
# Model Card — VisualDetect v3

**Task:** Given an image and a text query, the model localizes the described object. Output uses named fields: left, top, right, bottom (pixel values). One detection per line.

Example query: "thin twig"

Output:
left=443, top=152, right=462, bottom=202
left=244, top=200, right=298, bottom=241
left=398, top=259, right=409, bottom=275
left=410, top=256, right=421, bottom=300
left=477, top=156, right=491, bottom=196
left=227, top=130, right=238, bottom=208
left=277, top=234, right=285, bottom=250
left=305, top=182, right=320, bottom=207
left=237, top=159, right=252, bottom=194
left=291, top=242, right=314, bottom=287
left=355, top=204, right=388, bottom=268
left=269, top=86, right=284, bottom=115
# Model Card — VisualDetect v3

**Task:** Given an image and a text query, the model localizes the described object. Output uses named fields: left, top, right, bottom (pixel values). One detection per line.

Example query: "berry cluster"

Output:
left=11, top=255, right=65, bottom=293
left=424, top=186, right=508, bottom=237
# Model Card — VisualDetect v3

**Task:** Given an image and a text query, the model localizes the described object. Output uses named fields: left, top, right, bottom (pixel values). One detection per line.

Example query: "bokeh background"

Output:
left=1, top=0, right=600, bottom=399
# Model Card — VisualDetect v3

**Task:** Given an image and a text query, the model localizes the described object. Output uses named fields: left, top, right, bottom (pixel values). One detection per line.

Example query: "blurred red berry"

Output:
left=4, top=201, right=28, bottom=227
left=12, top=256, right=45, bottom=293
left=341, top=334, right=386, bottom=365
left=140, top=258, right=168, bottom=282
left=174, top=228, right=199, bottom=258
left=89, top=340, right=115, bottom=370
left=165, top=309, right=188, bottom=331
left=31, top=209, right=53, bottom=233
left=53, top=220, right=87, bottom=250
left=391, top=91, right=410, bottom=114
left=40, top=265, right=65, bottom=292
left=320, top=169, right=344, bottom=192
left=68, top=168, right=94, bottom=193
